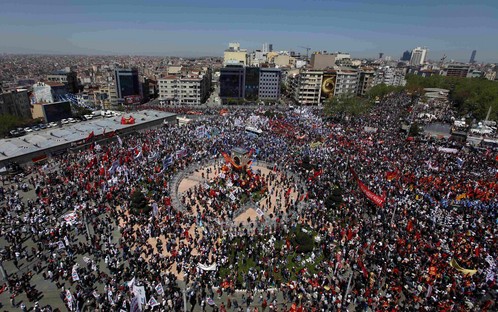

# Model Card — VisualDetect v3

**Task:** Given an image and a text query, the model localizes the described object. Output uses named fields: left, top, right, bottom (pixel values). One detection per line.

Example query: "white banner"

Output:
left=197, top=263, right=217, bottom=271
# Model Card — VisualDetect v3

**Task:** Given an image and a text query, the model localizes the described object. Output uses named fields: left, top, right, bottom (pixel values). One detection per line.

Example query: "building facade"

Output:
left=294, top=70, right=323, bottom=105
left=334, top=68, right=359, bottom=96
left=244, top=67, right=260, bottom=101
left=32, top=82, right=54, bottom=104
left=469, top=50, right=477, bottom=64
left=357, top=69, right=376, bottom=96
left=219, top=66, right=246, bottom=104
left=445, top=64, right=470, bottom=78
left=310, top=53, right=336, bottom=70
left=258, top=68, right=281, bottom=100
left=223, top=43, right=248, bottom=66
left=158, top=72, right=211, bottom=105
left=410, top=47, right=428, bottom=66
left=374, top=67, right=407, bottom=87
left=115, top=68, right=140, bottom=101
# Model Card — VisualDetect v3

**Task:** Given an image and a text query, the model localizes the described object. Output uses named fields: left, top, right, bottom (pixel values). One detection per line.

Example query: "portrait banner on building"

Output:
left=320, top=72, right=336, bottom=101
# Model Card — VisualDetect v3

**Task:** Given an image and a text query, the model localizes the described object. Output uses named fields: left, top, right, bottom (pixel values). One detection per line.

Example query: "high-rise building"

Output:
left=410, top=47, right=428, bottom=66
left=219, top=65, right=245, bottom=104
left=258, top=68, right=281, bottom=100
left=379, top=53, right=384, bottom=60
left=0, top=89, right=32, bottom=119
left=469, top=50, right=477, bottom=64
left=114, top=68, right=140, bottom=101
left=262, top=43, right=273, bottom=53
left=401, top=50, right=412, bottom=61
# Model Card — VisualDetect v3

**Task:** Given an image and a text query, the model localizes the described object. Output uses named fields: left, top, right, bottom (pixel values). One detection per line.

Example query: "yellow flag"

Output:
left=450, top=258, right=477, bottom=276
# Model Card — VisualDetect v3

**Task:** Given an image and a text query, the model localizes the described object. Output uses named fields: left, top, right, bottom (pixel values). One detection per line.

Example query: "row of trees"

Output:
left=405, top=74, right=498, bottom=121
left=323, top=83, right=403, bottom=117
left=324, top=75, right=498, bottom=121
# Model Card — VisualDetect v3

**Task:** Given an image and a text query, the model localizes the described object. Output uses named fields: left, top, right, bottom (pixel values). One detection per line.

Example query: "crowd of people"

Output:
left=0, top=92, right=496, bottom=311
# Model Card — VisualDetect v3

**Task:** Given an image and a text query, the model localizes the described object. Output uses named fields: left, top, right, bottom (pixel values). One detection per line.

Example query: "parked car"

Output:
left=24, top=127, right=33, bottom=133
left=39, top=124, right=47, bottom=129
left=84, top=114, right=93, bottom=120
left=49, top=122, right=58, bottom=127
left=61, top=119, right=69, bottom=124
left=68, top=118, right=77, bottom=123
left=32, top=126, right=40, bottom=131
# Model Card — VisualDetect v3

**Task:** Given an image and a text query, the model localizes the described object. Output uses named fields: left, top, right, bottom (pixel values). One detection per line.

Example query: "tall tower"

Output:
left=410, top=47, right=428, bottom=66
left=262, top=43, right=273, bottom=53
left=469, top=50, right=477, bottom=63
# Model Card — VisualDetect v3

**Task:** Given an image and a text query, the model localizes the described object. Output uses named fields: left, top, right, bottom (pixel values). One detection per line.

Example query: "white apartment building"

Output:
left=158, top=74, right=210, bottom=105
left=294, top=70, right=323, bottom=105
left=410, top=47, right=428, bottom=65
left=374, top=67, right=407, bottom=87
left=334, top=68, right=359, bottom=96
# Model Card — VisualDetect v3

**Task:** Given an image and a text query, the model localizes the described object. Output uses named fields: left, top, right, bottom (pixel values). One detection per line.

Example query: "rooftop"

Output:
left=0, top=110, right=176, bottom=164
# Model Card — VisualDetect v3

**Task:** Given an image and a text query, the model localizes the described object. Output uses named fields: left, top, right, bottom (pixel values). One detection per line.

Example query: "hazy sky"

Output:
left=1, top=0, right=497, bottom=62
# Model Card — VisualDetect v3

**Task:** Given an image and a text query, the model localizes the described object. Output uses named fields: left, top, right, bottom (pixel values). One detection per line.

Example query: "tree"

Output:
left=366, top=84, right=404, bottom=101
left=405, top=74, right=498, bottom=120
left=129, top=190, right=151, bottom=215
left=291, top=228, right=314, bottom=253
left=323, top=94, right=372, bottom=117
left=0, top=114, right=24, bottom=137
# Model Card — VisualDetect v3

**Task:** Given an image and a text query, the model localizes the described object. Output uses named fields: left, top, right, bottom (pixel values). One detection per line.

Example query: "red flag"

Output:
left=386, top=170, right=399, bottom=181
left=407, top=219, right=414, bottom=232
left=347, top=228, right=354, bottom=241
left=85, top=131, right=95, bottom=142
left=164, top=197, right=171, bottom=206
left=350, top=167, right=386, bottom=207
left=358, top=259, right=368, bottom=278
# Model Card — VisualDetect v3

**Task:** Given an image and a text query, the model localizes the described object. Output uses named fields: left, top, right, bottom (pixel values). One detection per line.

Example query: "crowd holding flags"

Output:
left=350, top=166, right=386, bottom=207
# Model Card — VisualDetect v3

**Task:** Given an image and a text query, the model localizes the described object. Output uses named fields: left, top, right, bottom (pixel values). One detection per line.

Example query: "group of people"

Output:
left=0, top=91, right=496, bottom=311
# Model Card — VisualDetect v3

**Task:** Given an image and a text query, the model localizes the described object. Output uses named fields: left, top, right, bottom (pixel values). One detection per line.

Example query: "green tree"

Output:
left=366, top=84, right=404, bottom=101
left=129, top=190, right=151, bottom=215
left=323, top=94, right=372, bottom=117
left=0, top=114, right=24, bottom=137
left=405, top=74, right=498, bottom=120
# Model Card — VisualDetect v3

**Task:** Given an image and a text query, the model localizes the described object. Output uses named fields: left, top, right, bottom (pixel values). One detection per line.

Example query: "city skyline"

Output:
left=1, top=0, right=497, bottom=62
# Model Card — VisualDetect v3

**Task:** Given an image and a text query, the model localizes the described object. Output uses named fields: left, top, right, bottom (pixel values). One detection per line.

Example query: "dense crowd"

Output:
left=0, top=92, right=496, bottom=311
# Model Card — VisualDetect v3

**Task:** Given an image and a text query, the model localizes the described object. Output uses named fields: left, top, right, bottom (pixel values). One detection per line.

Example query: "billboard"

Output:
left=320, top=72, right=336, bottom=102
left=124, top=95, right=142, bottom=105
left=42, top=101, right=73, bottom=123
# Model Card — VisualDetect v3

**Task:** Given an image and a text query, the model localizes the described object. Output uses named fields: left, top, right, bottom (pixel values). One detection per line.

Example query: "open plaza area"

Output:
left=0, top=93, right=497, bottom=311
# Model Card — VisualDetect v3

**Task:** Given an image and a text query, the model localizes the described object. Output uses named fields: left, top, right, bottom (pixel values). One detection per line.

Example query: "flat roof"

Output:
left=0, top=110, right=176, bottom=163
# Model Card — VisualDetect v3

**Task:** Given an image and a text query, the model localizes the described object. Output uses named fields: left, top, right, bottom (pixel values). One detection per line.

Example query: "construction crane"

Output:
left=440, top=54, right=447, bottom=66
left=299, top=46, right=311, bottom=62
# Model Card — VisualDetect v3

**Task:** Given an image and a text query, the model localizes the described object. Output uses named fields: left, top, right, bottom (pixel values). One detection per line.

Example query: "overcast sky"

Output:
left=1, top=0, right=497, bottom=62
